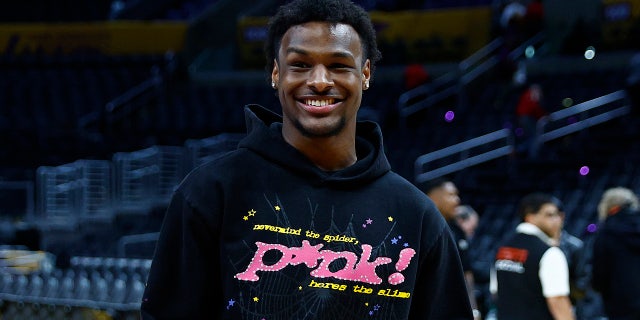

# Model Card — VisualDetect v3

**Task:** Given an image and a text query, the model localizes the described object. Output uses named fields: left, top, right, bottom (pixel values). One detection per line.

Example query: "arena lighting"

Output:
left=525, top=45, right=535, bottom=59
left=584, top=46, right=596, bottom=60
left=444, top=110, right=455, bottom=122
left=579, top=165, right=590, bottom=175
left=587, top=224, right=597, bottom=233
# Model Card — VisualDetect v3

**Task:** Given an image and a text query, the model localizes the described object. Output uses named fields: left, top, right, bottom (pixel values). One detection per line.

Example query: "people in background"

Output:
left=491, top=192, right=575, bottom=320
left=456, top=203, right=491, bottom=317
left=426, top=178, right=482, bottom=320
left=549, top=197, right=589, bottom=316
left=499, top=0, right=527, bottom=35
left=495, top=0, right=527, bottom=80
left=515, top=83, right=548, bottom=157
left=591, top=187, right=640, bottom=320
left=456, top=204, right=480, bottom=240
left=403, top=63, right=431, bottom=91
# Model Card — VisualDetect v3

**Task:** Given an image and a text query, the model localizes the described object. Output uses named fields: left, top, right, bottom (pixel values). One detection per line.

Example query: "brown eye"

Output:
left=290, top=62, right=310, bottom=69
left=329, top=63, right=353, bottom=71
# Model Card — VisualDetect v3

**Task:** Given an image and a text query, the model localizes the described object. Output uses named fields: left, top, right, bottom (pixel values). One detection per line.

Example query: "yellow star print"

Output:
left=253, top=297, right=259, bottom=302
left=388, top=216, right=394, bottom=222
left=274, top=205, right=281, bottom=211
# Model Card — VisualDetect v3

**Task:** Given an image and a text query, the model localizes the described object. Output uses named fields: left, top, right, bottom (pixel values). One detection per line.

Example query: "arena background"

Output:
left=0, top=0, right=639, bottom=319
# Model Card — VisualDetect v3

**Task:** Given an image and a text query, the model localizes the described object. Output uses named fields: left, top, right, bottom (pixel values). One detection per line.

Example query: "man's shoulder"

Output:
left=448, top=220, right=466, bottom=238
left=561, top=231, right=584, bottom=250
left=180, top=148, right=250, bottom=184
left=374, top=170, right=423, bottom=192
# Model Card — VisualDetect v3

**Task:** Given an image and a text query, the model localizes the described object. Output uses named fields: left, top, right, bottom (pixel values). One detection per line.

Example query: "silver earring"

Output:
left=272, top=81, right=277, bottom=89
left=364, top=80, right=369, bottom=89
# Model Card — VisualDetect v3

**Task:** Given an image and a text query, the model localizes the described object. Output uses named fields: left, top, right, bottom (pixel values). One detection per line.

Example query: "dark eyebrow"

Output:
left=285, top=47, right=307, bottom=56
left=285, top=47, right=354, bottom=60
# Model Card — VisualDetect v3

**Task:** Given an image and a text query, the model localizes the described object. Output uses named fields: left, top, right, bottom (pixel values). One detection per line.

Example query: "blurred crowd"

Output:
left=432, top=181, right=640, bottom=320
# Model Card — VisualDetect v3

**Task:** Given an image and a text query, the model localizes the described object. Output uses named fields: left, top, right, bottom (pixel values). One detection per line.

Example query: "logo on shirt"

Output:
left=235, top=240, right=416, bottom=286
left=495, top=246, right=528, bottom=273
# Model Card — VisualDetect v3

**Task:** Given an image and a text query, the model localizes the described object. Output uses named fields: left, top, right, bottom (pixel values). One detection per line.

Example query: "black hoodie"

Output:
left=592, top=207, right=640, bottom=320
left=141, top=105, right=472, bottom=319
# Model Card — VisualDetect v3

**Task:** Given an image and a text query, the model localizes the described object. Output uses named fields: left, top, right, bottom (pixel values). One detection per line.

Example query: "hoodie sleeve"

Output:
left=140, top=186, right=221, bottom=319
left=409, top=223, right=474, bottom=320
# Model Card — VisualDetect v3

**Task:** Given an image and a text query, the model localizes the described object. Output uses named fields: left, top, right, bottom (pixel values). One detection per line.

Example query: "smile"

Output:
left=304, top=98, right=335, bottom=107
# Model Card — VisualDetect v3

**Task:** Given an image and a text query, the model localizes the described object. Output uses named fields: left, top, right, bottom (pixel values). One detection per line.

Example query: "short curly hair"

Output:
left=264, top=0, right=382, bottom=80
left=517, top=192, right=557, bottom=222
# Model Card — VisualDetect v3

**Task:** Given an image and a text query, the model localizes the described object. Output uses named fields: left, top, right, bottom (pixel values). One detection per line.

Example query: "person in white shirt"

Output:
left=490, top=192, right=575, bottom=320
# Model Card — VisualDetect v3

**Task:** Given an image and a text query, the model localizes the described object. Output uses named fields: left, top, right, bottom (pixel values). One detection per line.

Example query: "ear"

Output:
left=271, top=59, right=279, bottom=85
left=362, top=59, right=371, bottom=90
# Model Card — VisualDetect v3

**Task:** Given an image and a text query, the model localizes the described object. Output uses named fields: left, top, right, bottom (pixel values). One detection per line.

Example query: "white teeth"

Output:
left=305, top=99, right=335, bottom=107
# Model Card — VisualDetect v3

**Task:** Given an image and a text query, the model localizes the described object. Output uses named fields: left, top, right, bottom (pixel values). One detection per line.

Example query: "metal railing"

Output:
left=414, top=129, right=514, bottom=184
left=413, top=89, right=631, bottom=184
left=531, top=89, right=631, bottom=156
left=398, top=32, right=545, bottom=120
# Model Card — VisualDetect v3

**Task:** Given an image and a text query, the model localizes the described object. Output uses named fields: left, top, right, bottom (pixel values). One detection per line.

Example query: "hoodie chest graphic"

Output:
left=231, top=194, right=417, bottom=290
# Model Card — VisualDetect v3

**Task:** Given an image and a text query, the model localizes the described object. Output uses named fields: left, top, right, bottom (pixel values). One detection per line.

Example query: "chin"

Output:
left=297, top=120, right=345, bottom=138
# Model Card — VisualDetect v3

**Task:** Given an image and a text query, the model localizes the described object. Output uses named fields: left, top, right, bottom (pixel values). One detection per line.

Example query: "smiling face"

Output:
left=272, top=21, right=370, bottom=143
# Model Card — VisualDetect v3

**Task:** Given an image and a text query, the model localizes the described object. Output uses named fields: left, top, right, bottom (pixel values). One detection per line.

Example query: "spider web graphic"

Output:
left=228, top=193, right=411, bottom=319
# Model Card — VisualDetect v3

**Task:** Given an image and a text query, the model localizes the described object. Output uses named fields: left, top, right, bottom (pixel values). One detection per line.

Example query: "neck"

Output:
left=284, top=133, right=357, bottom=171
left=282, top=119, right=359, bottom=171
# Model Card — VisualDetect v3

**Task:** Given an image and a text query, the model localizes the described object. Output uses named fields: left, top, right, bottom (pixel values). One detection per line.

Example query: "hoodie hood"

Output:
left=602, top=207, right=640, bottom=253
left=238, top=104, right=391, bottom=188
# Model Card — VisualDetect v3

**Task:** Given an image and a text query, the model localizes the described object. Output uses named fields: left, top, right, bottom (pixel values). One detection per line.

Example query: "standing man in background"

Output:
left=426, top=178, right=482, bottom=320
left=492, top=192, right=575, bottom=320
left=140, top=0, right=473, bottom=319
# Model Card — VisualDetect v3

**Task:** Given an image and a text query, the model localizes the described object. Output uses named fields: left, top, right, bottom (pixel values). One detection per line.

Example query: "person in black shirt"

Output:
left=592, top=187, right=640, bottom=320
left=426, top=178, right=481, bottom=320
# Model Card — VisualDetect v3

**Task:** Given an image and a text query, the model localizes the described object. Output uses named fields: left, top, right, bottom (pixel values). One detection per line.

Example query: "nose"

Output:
left=307, top=65, right=334, bottom=92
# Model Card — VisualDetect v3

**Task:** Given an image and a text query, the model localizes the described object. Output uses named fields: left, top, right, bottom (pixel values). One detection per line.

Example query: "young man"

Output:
left=140, top=0, right=472, bottom=319
left=492, top=192, right=575, bottom=320
left=425, top=178, right=482, bottom=320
